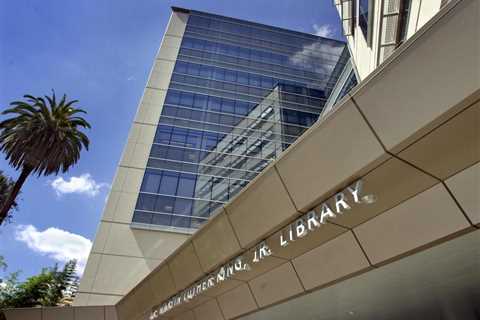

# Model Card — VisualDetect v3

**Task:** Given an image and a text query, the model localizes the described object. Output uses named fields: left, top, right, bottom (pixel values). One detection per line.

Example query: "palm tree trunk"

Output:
left=0, top=166, right=33, bottom=225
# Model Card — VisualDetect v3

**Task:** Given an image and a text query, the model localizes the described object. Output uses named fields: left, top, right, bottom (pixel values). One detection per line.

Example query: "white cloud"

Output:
left=51, top=173, right=108, bottom=197
left=313, top=24, right=335, bottom=38
left=15, top=225, right=92, bottom=275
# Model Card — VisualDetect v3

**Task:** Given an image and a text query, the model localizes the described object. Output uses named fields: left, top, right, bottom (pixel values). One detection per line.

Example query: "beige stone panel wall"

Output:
left=192, top=210, right=242, bottom=272
left=78, top=253, right=102, bottom=293
left=232, top=249, right=287, bottom=282
left=248, top=262, right=304, bottom=307
left=292, top=232, right=370, bottom=291
left=100, top=223, right=187, bottom=259
left=84, top=294, right=123, bottom=307
left=77, top=7, right=189, bottom=309
left=193, top=299, right=225, bottom=320
left=147, top=60, right=176, bottom=91
left=172, top=310, right=196, bottom=320
left=4, top=306, right=118, bottom=320
left=266, top=222, right=347, bottom=260
left=446, top=162, right=480, bottom=225
left=225, top=168, right=298, bottom=249
left=133, top=88, right=167, bottom=125
left=355, top=184, right=471, bottom=265
left=328, top=157, right=438, bottom=229
left=43, top=307, right=73, bottom=320
left=353, top=0, right=479, bottom=153
left=3, top=308, right=41, bottom=320
left=275, top=99, right=386, bottom=212
left=91, top=254, right=159, bottom=296
left=217, top=283, right=258, bottom=319
left=168, top=242, right=204, bottom=291
left=398, top=99, right=480, bottom=180
left=104, top=192, right=137, bottom=224
left=147, top=264, right=177, bottom=303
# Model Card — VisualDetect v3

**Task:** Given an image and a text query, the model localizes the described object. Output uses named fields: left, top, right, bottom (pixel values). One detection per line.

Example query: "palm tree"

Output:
left=0, top=92, right=90, bottom=224
left=0, top=171, right=17, bottom=222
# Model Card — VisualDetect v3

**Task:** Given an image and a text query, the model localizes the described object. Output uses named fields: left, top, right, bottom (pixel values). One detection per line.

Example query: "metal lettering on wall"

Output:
left=149, top=180, right=375, bottom=319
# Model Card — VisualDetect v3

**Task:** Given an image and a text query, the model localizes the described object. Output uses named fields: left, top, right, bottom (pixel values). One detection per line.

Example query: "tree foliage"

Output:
left=0, top=172, right=17, bottom=223
left=0, top=91, right=90, bottom=224
left=0, top=259, right=79, bottom=309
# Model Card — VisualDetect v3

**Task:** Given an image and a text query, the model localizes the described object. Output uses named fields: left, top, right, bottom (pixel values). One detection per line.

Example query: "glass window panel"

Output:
left=237, top=72, right=249, bottom=85
left=159, top=172, right=179, bottom=195
left=177, top=173, right=196, bottom=197
left=225, top=70, right=236, bottom=82
left=207, top=96, right=222, bottom=112
left=136, top=193, right=157, bottom=211
left=151, top=213, right=171, bottom=226
left=174, top=198, right=193, bottom=215
left=179, top=92, right=194, bottom=107
left=249, top=74, right=261, bottom=86
left=186, top=131, right=202, bottom=148
left=150, top=145, right=168, bottom=158
left=155, top=126, right=172, bottom=144
left=171, top=215, right=191, bottom=228
left=165, top=91, right=180, bottom=105
left=200, top=65, right=213, bottom=78
left=141, top=170, right=162, bottom=193
left=177, top=107, right=192, bottom=120
left=166, top=146, right=184, bottom=161
left=155, top=195, right=175, bottom=213
left=170, top=128, right=187, bottom=146
left=182, top=38, right=194, bottom=48
left=221, top=99, right=235, bottom=113
left=212, top=68, right=225, bottom=81
left=187, top=63, right=200, bottom=76
left=162, top=105, right=177, bottom=117
left=193, top=94, right=207, bottom=109
left=174, top=61, right=188, bottom=74
left=132, top=211, right=152, bottom=224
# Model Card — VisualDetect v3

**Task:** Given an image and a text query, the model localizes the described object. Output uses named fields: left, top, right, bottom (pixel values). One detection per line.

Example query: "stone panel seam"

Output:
left=88, top=253, right=105, bottom=299
left=349, top=229, right=377, bottom=268
left=154, top=55, right=180, bottom=63
left=76, top=290, right=124, bottom=297
left=222, top=207, right=244, bottom=250
left=245, top=282, right=261, bottom=309
left=287, top=260, right=307, bottom=292
left=166, top=263, right=180, bottom=294
left=190, top=240, right=208, bottom=275
left=273, top=165, right=303, bottom=213
left=143, top=86, right=168, bottom=94
left=215, top=297, right=228, bottom=320
left=349, top=94, right=388, bottom=151
left=100, top=219, right=131, bottom=225
left=388, top=152, right=443, bottom=181
left=441, top=181, right=478, bottom=228
left=88, top=251, right=163, bottom=260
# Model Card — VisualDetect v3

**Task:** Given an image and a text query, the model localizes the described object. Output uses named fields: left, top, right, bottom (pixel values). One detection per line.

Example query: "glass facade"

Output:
left=359, top=0, right=369, bottom=39
left=132, top=9, right=353, bottom=230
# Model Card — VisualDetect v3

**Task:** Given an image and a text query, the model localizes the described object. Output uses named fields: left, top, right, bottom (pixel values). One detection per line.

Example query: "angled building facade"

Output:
left=3, top=1, right=479, bottom=320
left=75, top=7, right=354, bottom=305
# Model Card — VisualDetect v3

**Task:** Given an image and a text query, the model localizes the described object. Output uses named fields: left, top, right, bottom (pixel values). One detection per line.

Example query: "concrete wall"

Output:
left=74, top=9, right=191, bottom=306
left=3, top=306, right=117, bottom=320
left=114, top=1, right=479, bottom=318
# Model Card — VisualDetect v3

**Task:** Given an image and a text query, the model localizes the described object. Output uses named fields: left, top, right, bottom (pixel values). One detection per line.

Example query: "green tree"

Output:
left=0, top=256, right=6, bottom=272
left=0, top=92, right=91, bottom=224
left=0, top=260, right=79, bottom=309
left=0, top=171, right=18, bottom=223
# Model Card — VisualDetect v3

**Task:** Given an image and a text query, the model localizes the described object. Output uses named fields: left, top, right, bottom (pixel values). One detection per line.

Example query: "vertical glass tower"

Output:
left=132, top=8, right=352, bottom=232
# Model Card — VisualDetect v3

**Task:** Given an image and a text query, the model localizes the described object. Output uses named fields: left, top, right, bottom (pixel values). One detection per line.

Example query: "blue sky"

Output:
left=0, top=0, right=343, bottom=279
